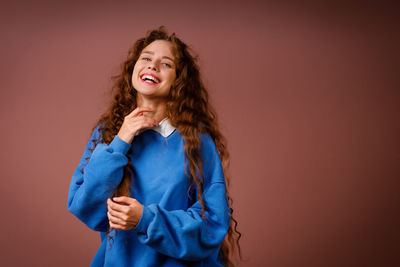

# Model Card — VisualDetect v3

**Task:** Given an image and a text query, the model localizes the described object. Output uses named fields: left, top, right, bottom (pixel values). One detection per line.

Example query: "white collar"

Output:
left=153, top=117, right=176, bottom=137
left=135, top=117, right=176, bottom=138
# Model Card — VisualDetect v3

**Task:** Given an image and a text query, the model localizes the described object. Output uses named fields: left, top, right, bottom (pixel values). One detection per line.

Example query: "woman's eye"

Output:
left=142, top=57, right=151, bottom=61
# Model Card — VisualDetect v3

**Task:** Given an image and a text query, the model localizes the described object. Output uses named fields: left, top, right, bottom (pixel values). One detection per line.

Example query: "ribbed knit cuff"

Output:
left=134, top=205, right=152, bottom=234
left=109, top=135, right=131, bottom=155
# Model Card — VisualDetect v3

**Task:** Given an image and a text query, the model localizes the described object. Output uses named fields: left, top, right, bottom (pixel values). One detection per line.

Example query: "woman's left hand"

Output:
left=107, top=196, right=143, bottom=230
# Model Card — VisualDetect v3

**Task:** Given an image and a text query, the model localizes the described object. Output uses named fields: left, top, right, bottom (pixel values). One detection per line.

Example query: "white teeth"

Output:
left=142, top=75, right=159, bottom=83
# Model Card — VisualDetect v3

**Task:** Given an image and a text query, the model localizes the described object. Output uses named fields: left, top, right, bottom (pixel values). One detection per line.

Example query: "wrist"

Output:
left=117, top=132, right=133, bottom=144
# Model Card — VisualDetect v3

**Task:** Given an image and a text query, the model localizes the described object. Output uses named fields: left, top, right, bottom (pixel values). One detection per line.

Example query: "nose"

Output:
left=147, top=61, right=159, bottom=71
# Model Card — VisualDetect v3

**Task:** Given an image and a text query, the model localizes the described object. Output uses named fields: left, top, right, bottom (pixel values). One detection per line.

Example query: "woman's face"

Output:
left=132, top=40, right=177, bottom=100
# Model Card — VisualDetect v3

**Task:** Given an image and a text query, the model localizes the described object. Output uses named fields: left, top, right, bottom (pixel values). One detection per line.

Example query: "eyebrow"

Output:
left=142, top=51, right=175, bottom=63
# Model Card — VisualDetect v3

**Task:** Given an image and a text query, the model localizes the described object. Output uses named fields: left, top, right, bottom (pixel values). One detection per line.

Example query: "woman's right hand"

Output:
left=117, top=107, right=158, bottom=144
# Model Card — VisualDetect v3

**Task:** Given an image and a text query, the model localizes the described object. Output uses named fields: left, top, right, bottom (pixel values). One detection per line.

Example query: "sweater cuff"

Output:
left=134, top=205, right=152, bottom=234
left=109, top=135, right=131, bottom=155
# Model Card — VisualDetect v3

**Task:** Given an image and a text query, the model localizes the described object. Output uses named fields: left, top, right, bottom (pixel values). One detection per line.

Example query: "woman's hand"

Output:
left=117, top=107, right=158, bottom=143
left=107, top=196, right=143, bottom=230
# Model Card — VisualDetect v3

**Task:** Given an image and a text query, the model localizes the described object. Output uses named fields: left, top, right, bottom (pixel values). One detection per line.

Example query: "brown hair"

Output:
left=88, top=26, right=241, bottom=266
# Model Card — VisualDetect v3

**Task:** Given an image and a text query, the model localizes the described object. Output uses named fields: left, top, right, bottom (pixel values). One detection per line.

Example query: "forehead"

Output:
left=141, top=40, right=175, bottom=59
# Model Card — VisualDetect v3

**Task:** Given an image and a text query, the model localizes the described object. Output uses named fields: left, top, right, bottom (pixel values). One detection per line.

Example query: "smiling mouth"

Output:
left=140, top=74, right=160, bottom=84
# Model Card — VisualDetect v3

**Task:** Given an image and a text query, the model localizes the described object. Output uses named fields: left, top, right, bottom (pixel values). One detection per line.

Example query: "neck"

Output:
left=136, top=94, right=167, bottom=123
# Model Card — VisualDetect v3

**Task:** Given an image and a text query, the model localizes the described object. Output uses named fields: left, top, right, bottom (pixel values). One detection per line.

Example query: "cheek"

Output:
left=131, top=74, right=136, bottom=87
left=132, top=62, right=142, bottom=77
left=131, top=68, right=140, bottom=85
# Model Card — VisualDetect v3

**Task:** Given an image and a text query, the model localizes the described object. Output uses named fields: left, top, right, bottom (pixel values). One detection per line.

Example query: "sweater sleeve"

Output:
left=67, top=126, right=131, bottom=231
left=133, top=134, right=231, bottom=261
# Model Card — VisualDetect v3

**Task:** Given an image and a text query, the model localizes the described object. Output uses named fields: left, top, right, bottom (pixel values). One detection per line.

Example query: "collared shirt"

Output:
left=135, top=117, right=176, bottom=138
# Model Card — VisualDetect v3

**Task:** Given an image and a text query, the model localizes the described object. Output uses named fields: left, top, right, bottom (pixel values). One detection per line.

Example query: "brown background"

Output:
left=0, top=1, right=399, bottom=266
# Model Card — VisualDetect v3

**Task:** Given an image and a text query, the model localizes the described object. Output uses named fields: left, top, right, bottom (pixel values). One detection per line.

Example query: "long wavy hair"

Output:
left=88, top=26, right=241, bottom=266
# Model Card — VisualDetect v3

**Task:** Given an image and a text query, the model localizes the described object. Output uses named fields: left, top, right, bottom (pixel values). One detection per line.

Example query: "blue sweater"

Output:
left=67, top=126, right=230, bottom=266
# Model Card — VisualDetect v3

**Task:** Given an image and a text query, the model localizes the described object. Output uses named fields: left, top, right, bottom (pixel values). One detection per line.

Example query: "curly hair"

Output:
left=87, top=26, right=241, bottom=266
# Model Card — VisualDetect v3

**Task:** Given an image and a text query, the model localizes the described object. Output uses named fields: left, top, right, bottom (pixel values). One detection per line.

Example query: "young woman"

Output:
left=67, top=26, right=241, bottom=267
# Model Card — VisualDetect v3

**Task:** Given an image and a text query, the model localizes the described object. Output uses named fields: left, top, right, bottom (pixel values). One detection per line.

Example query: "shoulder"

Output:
left=198, top=132, right=220, bottom=165
left=198, top=132, right=218, bottom=154
left=198, top=132, right=216, bottom=148
left=174, top=129, right=217, bottom=152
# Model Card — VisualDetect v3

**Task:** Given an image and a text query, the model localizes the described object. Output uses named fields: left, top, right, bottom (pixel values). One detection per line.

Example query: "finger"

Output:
left=107, top=197, right=127, bottom=205
left=108, top=208, right=129, bottom=221
left=133, top=116, right=159, bottom=126
left=132, top=121, right=158, bottom=132
left=112, top=196, right=137, bottom=206
left=107, top=198, right=126, bottom=209
left=107, top=208, right=121, bottom=218
left=109, top=221, right=125, bottom=230
left=108, top=200, right=130, bottom=213
left=127, top=107, right=155, bottom=118
left=107, top=211, right=127, bottom=225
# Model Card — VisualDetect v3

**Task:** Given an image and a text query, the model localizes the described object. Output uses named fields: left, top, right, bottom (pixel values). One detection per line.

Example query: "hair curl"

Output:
left=87, top=26, right=241, bottom=266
